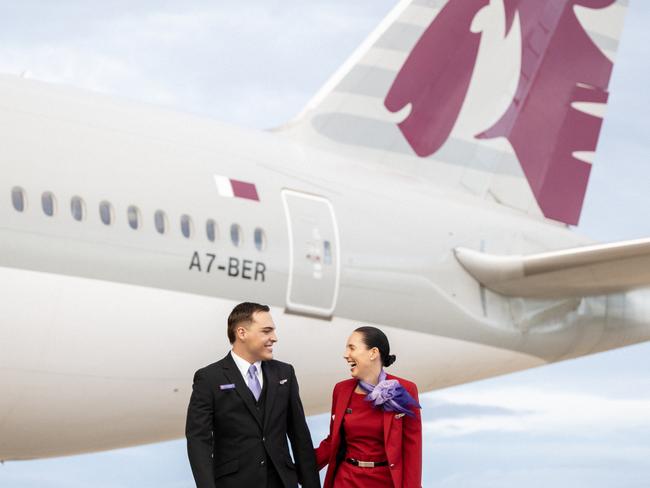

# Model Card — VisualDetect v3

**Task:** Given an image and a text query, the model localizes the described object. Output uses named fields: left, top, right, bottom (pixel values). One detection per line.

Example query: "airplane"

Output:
left=1, top=0, right=644, bottom=462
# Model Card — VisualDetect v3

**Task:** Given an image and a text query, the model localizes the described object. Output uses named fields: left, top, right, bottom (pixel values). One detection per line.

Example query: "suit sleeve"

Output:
left=185, top=369, right=216, bottom=488
left=314, top=385, right=337, bottom=470
left=287, top=365, right=321, bottom=488
left=403, top=383, right=422, bottom=488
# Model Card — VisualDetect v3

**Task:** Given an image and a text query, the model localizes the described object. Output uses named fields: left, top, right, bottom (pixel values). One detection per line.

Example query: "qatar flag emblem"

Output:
left=213, top=174, right=260, bottom=202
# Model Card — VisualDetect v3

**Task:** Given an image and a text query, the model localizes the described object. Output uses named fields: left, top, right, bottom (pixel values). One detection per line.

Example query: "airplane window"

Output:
left=181, top=214, right=193, bottom=238
left=128, top=205, right=141, bottom=230
left=11, top=186, right=26, bottom=212
left=323, top=240, right=332, bottom=264
left=206, top=219, right=218, bottom=242
left=254, top=227, right=266, bottom=251
left=230, top=223, right=242, bottom=247
left=154, top=210, right=167, bottom=234
left=99, top=201, right=114, bottom=225
left=71, top=196, right=85, bottom=221
left=41, top=192, right=56, bottom=217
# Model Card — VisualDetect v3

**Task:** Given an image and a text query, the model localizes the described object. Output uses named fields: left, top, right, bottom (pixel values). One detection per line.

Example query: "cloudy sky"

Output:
left=1, top=1, right=650, bottom=487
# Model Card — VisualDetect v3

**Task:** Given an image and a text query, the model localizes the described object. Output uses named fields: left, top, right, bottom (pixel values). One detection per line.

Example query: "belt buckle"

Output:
left=358, top=460, right=374, bottom=468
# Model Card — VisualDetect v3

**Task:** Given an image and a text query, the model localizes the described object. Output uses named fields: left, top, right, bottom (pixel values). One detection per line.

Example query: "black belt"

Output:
left=345, top=458, right=388, bottom=468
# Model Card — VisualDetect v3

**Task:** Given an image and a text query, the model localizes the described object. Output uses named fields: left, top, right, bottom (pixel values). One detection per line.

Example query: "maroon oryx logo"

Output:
left=385, top=0, right=616, bottom=225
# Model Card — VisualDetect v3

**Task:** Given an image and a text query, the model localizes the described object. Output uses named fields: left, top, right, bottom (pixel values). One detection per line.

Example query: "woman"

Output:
left=316, top=326, right=422, bottom=488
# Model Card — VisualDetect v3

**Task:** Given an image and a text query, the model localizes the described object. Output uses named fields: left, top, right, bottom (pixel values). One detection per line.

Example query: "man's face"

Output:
left=238, top=311, right=277, bottom=362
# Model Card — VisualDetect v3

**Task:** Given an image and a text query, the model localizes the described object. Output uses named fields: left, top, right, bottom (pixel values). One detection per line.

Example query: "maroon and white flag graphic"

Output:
left=213, top=174, right=260, bottom=201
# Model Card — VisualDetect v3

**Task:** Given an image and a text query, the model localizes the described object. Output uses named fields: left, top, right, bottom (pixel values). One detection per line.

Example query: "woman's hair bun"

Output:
left=384, top=354, right=397, bottom=367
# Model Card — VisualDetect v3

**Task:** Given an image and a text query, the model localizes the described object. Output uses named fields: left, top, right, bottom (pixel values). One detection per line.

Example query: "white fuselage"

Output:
left=1, top=75, right=649, bottom=460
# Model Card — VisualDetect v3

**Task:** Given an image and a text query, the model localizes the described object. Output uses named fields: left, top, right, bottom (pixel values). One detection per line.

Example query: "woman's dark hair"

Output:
left=354, top=326, right=396, bottom=367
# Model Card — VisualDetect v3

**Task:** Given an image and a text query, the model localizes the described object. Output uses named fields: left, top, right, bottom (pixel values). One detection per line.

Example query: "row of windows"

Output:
left=10, top=186, right=267, bottom=251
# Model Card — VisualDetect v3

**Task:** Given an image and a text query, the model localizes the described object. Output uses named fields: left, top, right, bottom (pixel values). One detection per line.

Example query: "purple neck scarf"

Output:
left=358, top=369, right=421, bottom=417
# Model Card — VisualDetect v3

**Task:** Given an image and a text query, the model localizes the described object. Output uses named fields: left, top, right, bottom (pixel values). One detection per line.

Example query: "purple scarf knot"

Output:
left=358, top=370, right=420, bottom=417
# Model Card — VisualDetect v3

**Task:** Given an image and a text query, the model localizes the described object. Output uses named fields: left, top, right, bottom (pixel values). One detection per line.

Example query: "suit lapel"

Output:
left=383, top=409, right=394, bottom=448
left=262, top=361, right=278, bottom=429
left=221, top=352, right=263, bottom=430
left=332, top=381, right=355, bottom=446
left=383, top=374, right=395, bottom=447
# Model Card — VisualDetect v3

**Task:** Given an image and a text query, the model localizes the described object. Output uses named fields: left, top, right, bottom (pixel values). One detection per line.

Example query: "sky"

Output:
left=1, top=0, right=650, bottom=487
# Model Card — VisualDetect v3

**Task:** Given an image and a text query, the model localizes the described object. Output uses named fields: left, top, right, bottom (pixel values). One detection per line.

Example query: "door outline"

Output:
left=281, top=189, right=341, bottom=318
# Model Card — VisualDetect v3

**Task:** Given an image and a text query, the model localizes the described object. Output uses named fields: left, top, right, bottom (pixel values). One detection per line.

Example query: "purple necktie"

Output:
left=247, top=364, right=262, bottom=401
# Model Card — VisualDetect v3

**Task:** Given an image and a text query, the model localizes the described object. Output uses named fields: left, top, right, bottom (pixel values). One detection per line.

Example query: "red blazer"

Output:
left=315, top=375, right=422, bottom=488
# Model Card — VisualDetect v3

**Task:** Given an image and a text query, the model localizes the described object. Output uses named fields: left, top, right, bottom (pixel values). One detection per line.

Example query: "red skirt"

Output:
left=334, top=461, right=393, bottom=488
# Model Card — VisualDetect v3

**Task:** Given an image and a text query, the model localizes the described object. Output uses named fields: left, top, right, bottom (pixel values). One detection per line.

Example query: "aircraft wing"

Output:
left=455, top=238, right=650, bottom=298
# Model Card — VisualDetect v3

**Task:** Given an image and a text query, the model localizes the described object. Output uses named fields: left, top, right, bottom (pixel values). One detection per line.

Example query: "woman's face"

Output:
left=344, top=331, right=379, bottom=379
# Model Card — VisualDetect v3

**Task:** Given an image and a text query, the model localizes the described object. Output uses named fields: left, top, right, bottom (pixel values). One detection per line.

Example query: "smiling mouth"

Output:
left=348, top=362, right=357, bottom=371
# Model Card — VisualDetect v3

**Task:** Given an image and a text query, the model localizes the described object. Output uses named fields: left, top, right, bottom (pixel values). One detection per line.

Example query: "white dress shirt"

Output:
left=231, top=350, right=264, bottom=389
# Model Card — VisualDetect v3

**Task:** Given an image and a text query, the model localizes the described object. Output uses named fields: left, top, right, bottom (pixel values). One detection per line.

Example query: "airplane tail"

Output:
left=277, top=0, right=629, bottom=225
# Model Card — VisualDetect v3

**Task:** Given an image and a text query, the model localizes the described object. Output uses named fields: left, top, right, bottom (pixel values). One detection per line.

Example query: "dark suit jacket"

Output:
left=186, top=352, right=320, bottom=488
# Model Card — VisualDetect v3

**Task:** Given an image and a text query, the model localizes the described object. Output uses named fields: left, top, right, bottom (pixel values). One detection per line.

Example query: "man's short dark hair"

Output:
left=227, top=302, right=270, bottom=344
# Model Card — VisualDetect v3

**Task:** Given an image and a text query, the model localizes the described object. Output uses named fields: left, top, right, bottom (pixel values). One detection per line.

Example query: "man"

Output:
left=186, top=302, right=320, bottom=488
